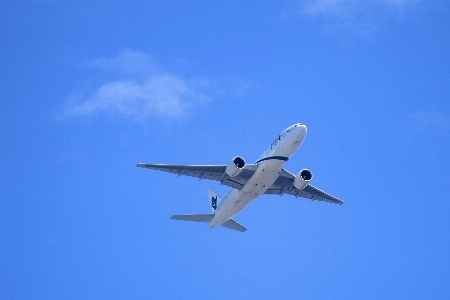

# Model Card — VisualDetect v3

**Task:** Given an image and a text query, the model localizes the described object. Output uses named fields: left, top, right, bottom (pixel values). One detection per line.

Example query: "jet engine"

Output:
left=225, top=156, right=246, bottom=177
left=294, top=169, right=313, bottom=190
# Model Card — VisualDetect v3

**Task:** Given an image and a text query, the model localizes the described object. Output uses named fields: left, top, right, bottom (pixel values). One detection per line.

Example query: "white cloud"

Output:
left=294, top=0, right=421, bottom=39
left=85, top=50, right=161, bottom=78
left=60, top=50, right=211, bottom=121
left=301, top=0, right=415, bottom=15
left=408, top=111, right=450, bottom=134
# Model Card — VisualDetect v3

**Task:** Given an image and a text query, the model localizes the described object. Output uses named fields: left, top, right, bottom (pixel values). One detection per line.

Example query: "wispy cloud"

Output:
left=60, top=50, right=212, bottom=121
left=291, top=0, right=421, bottom=40
left=408, top=111, right=450, bottom=134
left=85, top=50, right=161, bottom=78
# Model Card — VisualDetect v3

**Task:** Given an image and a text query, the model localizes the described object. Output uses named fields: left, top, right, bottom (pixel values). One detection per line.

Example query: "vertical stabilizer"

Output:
left=207, top=188, right=222, bottom=213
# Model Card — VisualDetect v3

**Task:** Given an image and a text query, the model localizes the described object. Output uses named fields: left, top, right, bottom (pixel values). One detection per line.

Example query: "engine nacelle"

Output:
left=225, top=156, right=246, bottom=177
left=294, top=169, right=313, bottom=190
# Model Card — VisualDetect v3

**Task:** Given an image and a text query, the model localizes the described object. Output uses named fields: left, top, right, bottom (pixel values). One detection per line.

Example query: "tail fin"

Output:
left=170, top=188, right=247, bottom=233
left=207, top=188, right=222, bottom=213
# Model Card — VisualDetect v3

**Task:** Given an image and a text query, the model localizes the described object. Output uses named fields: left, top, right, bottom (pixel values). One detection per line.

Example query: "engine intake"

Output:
left=294, top=169, right=312, bottom=190
left=226, top=156, right=245, bottom=177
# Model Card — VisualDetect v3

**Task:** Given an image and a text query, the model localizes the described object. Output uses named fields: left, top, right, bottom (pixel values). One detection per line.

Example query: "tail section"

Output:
left=170, top=214, right=246, bottom=232
left=169, top=188, right=247, bottom=232
left=221, top=219, right=247, bottom=232
left=171, top=214, right=214, bottom=223
left=207, top=188, right=222, bottom=212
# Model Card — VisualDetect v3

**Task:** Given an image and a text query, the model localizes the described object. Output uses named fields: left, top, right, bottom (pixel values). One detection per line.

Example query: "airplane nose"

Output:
left=292, top=123, right=306, bottom=130
left=294, top=124, right=307, bottom=143
left=296, top=123, right=307, bottom=135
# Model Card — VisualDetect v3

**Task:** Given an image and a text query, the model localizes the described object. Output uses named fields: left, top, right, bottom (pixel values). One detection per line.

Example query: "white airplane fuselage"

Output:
left=209, top=124, right=307, bottom=228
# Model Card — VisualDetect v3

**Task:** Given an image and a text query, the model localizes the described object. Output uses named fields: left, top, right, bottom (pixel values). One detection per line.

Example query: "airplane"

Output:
left=137, top=123, right=343, bottom=232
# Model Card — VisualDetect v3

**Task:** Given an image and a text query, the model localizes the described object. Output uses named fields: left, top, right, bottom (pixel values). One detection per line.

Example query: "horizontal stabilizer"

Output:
left=171, top=214, right=214, bottom=223
left=171, top=214, right=247, bottom=232
left=221, top=219, right=247, bottom=232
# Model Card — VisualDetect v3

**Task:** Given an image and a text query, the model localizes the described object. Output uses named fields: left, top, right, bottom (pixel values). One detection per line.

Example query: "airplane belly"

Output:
left=210, top=157, right=287, bottom=228
left=242, top=160, right=284, bottom=194
left=210, top=190, right=246, bottom=227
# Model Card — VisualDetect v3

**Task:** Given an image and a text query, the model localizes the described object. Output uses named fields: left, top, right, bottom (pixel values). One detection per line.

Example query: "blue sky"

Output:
left=1, top=1, right=450, bottom=299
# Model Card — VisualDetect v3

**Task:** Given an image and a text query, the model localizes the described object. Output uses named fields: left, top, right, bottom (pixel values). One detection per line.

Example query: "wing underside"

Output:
left=136, top=163, right=258, bottom=190
left=264, top=168, right=344, bottom=205
left=137, top=163, right=343, bottom=204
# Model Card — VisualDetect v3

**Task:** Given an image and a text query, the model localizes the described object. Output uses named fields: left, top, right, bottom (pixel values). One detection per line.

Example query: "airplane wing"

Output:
left=136, top=163, right=259, bottom=190
left=137, top=163, right=343, bottom=205
left=264, top=168, right=344, bottom=205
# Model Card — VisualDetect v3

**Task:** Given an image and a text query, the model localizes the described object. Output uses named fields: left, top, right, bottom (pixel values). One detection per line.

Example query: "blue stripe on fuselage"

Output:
left=254, top=156, right=289, bottom=164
